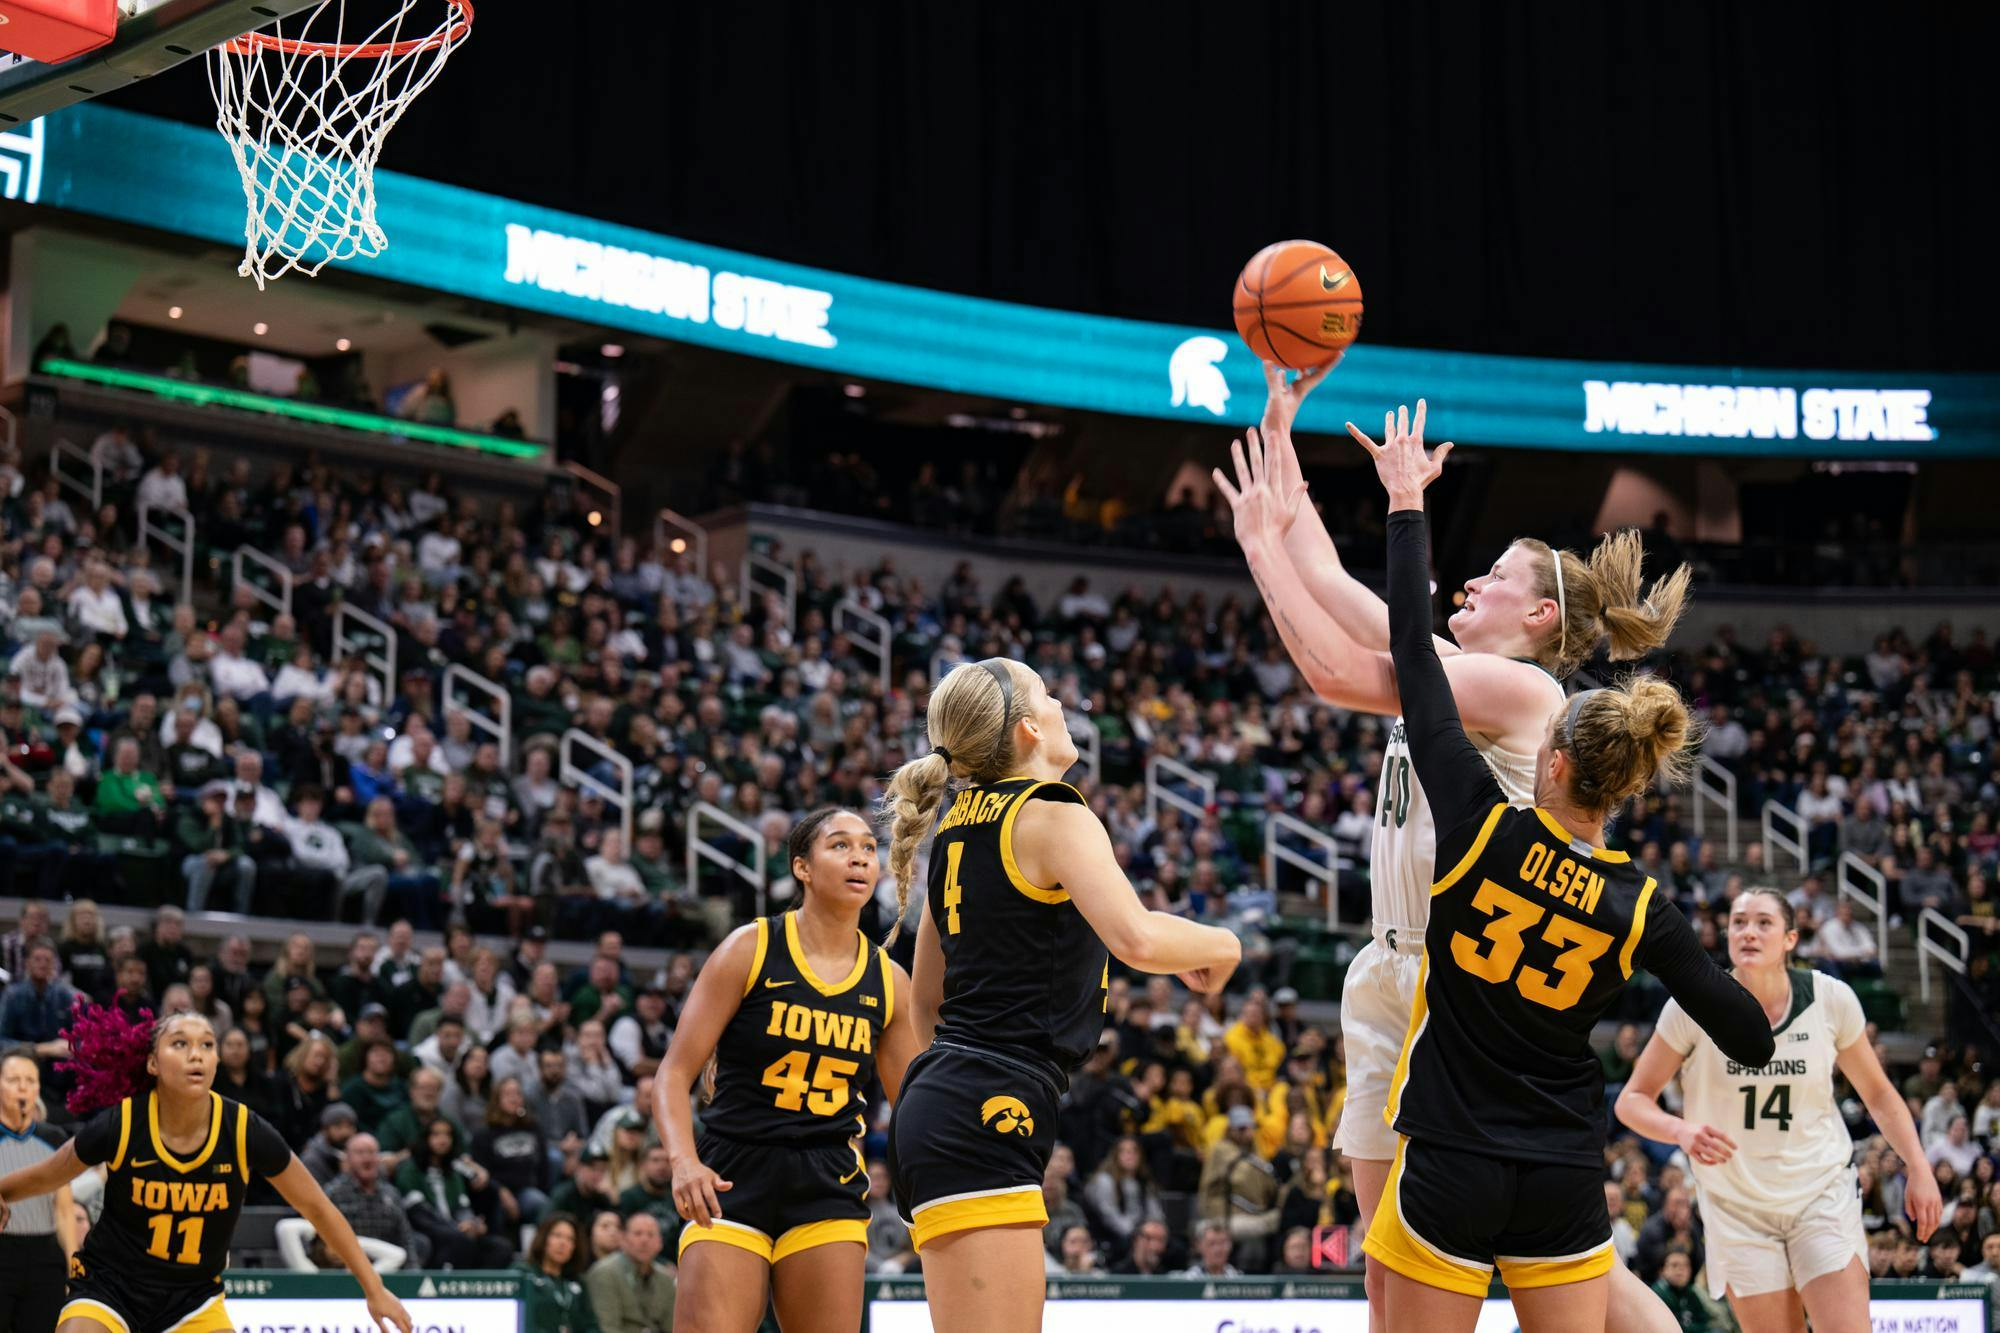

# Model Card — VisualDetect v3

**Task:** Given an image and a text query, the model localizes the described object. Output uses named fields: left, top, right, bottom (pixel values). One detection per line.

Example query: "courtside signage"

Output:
left=14, top=104, right=2000, bottom=457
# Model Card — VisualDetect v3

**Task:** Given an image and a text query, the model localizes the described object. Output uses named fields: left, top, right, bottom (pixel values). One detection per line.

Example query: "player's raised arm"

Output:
left=1259, top=363, right=1461, bottom=658
left=267, top=1155, right=413, bottom=1333
left=1218, top=424, right=1559, bottom=738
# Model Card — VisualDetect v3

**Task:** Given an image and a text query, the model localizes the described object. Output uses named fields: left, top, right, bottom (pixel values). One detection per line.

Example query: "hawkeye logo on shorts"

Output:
left=980, top=1095, right=1035, bottom=1137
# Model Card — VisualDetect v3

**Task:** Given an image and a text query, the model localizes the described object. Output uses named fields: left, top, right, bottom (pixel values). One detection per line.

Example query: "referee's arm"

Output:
left=0, top=1138, right=87, bottom=1230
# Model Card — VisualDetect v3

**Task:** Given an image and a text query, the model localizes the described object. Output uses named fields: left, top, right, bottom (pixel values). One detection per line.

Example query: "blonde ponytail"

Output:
left=1517, top=530, right=1692, bottom=678
left=1561, top=675, right=1703, bottom=812
left=878, top=658, right=1029, bottom=943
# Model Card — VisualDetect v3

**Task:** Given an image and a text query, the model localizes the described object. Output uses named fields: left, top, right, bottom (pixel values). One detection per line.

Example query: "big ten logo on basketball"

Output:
left=1320, top=309, right=1360, bottom=338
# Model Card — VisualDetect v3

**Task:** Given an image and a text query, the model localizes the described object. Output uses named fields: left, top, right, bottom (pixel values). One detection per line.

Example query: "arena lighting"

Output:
left=669, top=537, right=687, bottom=554
left=600, top=343, right=625, bottom=358
left=843, top=383, right=865, bottom=398
left=252, top=321, right=268, bottom=335
left=335, top=337, right=351, bottom=351
left=587, top=510, right=602, bottom=526
left=37, top=357, right=547, bottom=460
left=167, top=306, right=182, bottom=319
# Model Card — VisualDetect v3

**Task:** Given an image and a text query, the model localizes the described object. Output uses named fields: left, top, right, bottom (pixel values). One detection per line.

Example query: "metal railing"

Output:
left=332, top=604, right=398, bottom=715
left=1762, top=800, right=1809, bottom=876
left=833, top=598, right=892, bottom=697
left=137, top=503, right=194, bottom=605
left=562, top=461, right=621, bottom=540
left=443, top=664, right=513, bottom=771
left=1917, top=908, right=1969, bottom=1004
left=1067, top=718, right=1101, bottom=786
left=740, top=551, right=797, bottom=633
left=1145, top=753, right=1216, bottom=824
left=231, top=545, right=294, bottom=620
left=560, top=728, right=633, bottom=848
left=1835, top=851, right=1889, bottom=969
left=50, top=437, right=101, bottom=513
left=1691, top=757, right=1738, bottom=863
left=687, top=800, right=770, bottom=917
left=655, top=508, right=709, bottom=579
left=1266, top=812, right=1345, bottom=930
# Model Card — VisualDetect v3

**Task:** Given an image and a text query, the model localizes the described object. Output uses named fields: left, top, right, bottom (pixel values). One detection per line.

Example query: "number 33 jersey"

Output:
left=705, top=912, right=894, bottom=1145
left=1389, top=801, right=1737, bottom=1167
left=1655, top=969, right=1865, bottom=1209
left=73, top=1091, right=292, bottom=1284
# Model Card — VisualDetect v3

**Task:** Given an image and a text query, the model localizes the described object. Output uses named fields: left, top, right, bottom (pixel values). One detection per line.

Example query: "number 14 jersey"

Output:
left=705, top=912, right=893, bottom=1146
left=1655, top=969, right=1866, bottom=1209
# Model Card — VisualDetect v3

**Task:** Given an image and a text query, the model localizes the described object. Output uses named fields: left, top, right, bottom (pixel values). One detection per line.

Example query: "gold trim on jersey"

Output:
left=772, top=1217, right=868, bottom=1261
left=879, top=949, right=896, bottom=1025
left=1496, top=1238, right=1616, bottom=1288
left=785, top=911, right=870, bottom=996
left=1618, top=877, right=1658, bottom=979
left=109, top=1098, right=132, bottom=1171
left=1431, top=803, right=1508, bottom=896
left=999, top=782, right=1072, bottom=904
left=161, top=1291, right=234, bottom=1333
left=234, top=1101, right=250, bottom=1179
left=148, top=1091, right=224, bottom=1173
left=59, top=1298, right=133, bottom=1333
left=744, top=918, right=770, bottom=998
left=1381, top=953, right=1431, bottom=1126
left=1533, top=808, right=1630, bottom=862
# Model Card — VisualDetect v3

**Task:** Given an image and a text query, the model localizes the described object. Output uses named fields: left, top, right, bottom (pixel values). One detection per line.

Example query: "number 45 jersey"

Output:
left=1655, top=969, right=1866, bottom=1208
left=706, top=911, right=894, bottom=1145
left=1388, top=801, right=1740, bottom=1167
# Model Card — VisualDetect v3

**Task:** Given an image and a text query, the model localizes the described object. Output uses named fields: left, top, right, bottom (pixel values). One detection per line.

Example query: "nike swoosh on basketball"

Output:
left=763, top=978, right=792, bottom=990
left=1320, top=265, right=1351, bottom=292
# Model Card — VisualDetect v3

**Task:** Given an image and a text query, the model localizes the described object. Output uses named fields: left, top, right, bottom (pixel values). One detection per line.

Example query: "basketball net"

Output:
left=207, top=0, right=472, bottom=288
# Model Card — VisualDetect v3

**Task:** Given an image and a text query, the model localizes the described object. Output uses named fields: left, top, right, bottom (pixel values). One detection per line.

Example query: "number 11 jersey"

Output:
left=1655, top=969, right=1866, bottom=1209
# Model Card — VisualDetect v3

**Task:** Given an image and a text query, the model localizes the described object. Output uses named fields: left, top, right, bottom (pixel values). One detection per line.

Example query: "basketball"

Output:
left=1232, top=239, right=1365, bottom=369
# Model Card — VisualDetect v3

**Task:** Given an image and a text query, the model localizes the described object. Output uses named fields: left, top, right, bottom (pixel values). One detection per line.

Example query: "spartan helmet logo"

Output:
left=1168, top=335, right=1231, bottom=416
left=979, top=1095, right=1035, bottom=1137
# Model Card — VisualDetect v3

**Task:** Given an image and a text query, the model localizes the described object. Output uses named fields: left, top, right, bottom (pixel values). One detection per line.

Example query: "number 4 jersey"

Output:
left=1655, top=969, right=1865, bottom=1208
left=1388, top=801, right=1757, bottom=1167
left=705, top=912, right=894, bottom=1145
left=73, top=1091, right=292, bottom=1284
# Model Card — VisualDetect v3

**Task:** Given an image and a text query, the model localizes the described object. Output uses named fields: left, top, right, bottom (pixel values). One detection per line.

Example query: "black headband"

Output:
left=977, top=658, right=1016, bottom=730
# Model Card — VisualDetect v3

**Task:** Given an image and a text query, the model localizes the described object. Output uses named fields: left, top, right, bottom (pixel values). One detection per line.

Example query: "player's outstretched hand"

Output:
left=672, top=1156, right=733, bottom=1230
left=1348, top=399, right=1453, bottom=509
left=368, top=1288, right=413, bottom=1333
left=1673, top=1121, right=1737, bottom=1166
left=1212, top=427, right=1305, bottom=549
left=1903, top=1163, right=1943, bottom=1241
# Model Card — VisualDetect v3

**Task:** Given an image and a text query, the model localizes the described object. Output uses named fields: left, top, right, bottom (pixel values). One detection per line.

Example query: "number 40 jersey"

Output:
left=1655, top=969, right=1866, bottom=1209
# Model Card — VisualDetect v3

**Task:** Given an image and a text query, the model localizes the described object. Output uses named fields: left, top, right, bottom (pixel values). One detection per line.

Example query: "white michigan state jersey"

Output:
left=1656, top=969, right=1866, bottom=1208
left=1369, top=668, right=1562, bottom=934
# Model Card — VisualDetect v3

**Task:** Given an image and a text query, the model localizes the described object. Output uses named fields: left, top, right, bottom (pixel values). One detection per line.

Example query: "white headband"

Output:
left=1552, top=551, right=1567, bottom=657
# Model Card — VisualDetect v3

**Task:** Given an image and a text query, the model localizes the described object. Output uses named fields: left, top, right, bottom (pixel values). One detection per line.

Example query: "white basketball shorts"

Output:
left=1697, top=1169, right=1867, bottom=1299
left=1332, top=936, right=1423, bottom=1163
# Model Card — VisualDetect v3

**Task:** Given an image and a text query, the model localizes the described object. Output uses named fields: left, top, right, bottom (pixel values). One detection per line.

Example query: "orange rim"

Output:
left=223, top=0, right=472, bottom=59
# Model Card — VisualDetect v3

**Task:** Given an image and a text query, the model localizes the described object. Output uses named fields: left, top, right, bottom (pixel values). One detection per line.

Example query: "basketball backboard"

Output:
left=0, top=0, right=318, bottom=124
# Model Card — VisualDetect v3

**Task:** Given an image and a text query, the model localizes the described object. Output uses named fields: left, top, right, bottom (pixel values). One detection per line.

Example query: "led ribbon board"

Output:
left=7, top=105, right=1998, bottom=457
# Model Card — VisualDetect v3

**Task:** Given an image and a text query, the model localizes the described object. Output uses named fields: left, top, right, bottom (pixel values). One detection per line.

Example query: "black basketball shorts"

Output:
left=1363, top=1135, right=1614, bottom=1296
left=887, top=1042, right=1061, bottom=1252
left=676, top=1131, right=870, bottom=1264
left=63, top=1262, right=233, bottom=1333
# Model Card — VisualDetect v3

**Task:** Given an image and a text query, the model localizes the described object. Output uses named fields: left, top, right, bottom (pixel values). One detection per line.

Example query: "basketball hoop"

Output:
left=207, top=0, right=472, bottom=288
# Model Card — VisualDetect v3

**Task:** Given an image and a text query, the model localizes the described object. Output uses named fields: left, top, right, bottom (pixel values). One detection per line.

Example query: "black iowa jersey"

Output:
left=73, top=1091, right=291, bottom=1284
left=705, top=912, right=892, bottom=1146
left=1379, top=507, right=1773, bottom=1169
left=928, top=777, right=1109, bottom=1081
